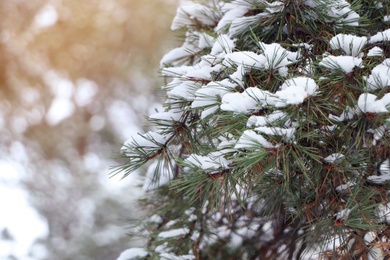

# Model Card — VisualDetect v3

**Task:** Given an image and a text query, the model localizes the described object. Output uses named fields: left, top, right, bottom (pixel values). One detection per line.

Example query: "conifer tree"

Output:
left=116, top=0, right=390, bottom=259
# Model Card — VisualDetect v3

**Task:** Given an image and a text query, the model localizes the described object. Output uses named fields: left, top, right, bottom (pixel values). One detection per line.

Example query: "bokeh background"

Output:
left=0, top=0, right=179, bottom=259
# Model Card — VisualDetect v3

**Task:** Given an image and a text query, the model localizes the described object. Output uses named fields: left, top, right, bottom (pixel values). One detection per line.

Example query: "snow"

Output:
left=367, top=46, right=384, bottom=57
left=228, top=232, right=243, bottom=249
left=229, top=65, right=245, bottom=87
left=379, top=159, right=390, bottom=175
left=266, top=1, right=284, bottom=14
left=357, top=93, right=390, bottom=113
left=216, top=138, right=237, bottom=155
left=165, top=220, right=178, bottom=229
left=369, top=29, right=390, bottom=43
left=376, top=203, right=390, bottom=224
left=334, top=208, right=351, bottom=220
left=229, top=13, right=267, bottom=37
left=149, top=110, right=184, bottom=122
left=188, top=64, right=220, bottom=80
left=328, top=107, right=358, bottom=122
left=160, top=253, right=195, bottom=260
left=148, top=214, right=163, bottom=224
left=260, top=42, right=299, bottom=70
left=323, top=153, right=345, bottom=164
left=281, top=76, right=318, bottom=95
left=143, top=161, right=174, bottom=191
left=185, top=153, right=229, bottom=172
left=368, top=126, right=387, bottom=143
left=275, top=83, right=314, bottom=106
left=158, top=228, right=189, bottom=238
left=121, top=131, right=168, bottom=157
left=235, top=130, right=277, bottom=150
left=364, top=231, right=376, bottom=244
left=186, top=214, right=197, bottom=222
left=166, top=80, right=202, bottom=102
left=163, top=62, right=222, bottom=81
left=302, top=0, right=317, bottom=8
left=335, top=181, right=355, bottom=193
left=365, top=60, right=390, bottom=90
left=329, top=34, right=367, bottom=56
left=171, top=4, right=216, bottom=30
left=221, top=77, right=318, bottom=113
left=222, top=43, right=298, bottom=75
left=220, top=87, right=267, bottom=113
left=162, top=66, right=194, bottom=77
left=198, top=32, right=214, bottom=49
left=254, top=126, right=296, bottom=142
left=117, top=247, right=149, bottom=260
left=326, top=0, right=360, bottom=27
left=247, top=111, right=286, bottom=127
left=160, top=45, right=197, bottom=67
left=260, top=221, right=274, bottom=242
left=302, top=0, right=360, bottom=28
left=319, top=55, right=363, bottom=73
left=278, top=67, right=288, bottom=77
left=210, top=34, right=236, bottom=58
left=217, top=0, right=285, bottom=36
left=367, top=159, right=390, bottom=184
left=216, top=1, right=253, bottom=32
left=294, top=43, right=312, bottom=50
left=192, top=80, right=232, bottom=118
left=223, top=51, right=267, bottom=69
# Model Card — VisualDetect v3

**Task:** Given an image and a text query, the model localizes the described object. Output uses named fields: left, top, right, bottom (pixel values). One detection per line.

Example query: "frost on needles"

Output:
left=116, top=0, right=390, bottom=259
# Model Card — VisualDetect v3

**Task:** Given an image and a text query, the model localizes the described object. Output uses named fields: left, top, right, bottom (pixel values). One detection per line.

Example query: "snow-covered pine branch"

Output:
left=116, top=0, right=390, bottom=259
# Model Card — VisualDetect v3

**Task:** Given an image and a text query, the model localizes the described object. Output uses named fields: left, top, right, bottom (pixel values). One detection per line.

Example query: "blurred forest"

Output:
left=0, top=0, right=178, bottom=259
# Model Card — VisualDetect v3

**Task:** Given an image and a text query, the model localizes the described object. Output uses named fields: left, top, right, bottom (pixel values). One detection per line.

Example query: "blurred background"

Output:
left=0, top=0, right=179, bottom=259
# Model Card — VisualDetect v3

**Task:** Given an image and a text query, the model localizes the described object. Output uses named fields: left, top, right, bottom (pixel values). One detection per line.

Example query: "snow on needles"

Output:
left=327, top=0, right=360, bottom=27
left=276, top=77, right=318, bottom=105
left=221, top=87, right=267, bottom=114
left=223, top=43, right=299, bottom=77
left=121, top=131, right=168, bottom=158
left=118, top=0, right=390, bottom=258
left=367, top=160, right=390, bottom=185
left=369, top=29, right=390, bottom=43
left=358, top=93, right=390, bottom=114
left=367, top=47, right=384, bottom=57
left=171, top=3, right=216, bottom=30
left=319, top=55, right=363, bottom=74
left=365, top=59, right=390, bottom=90
left=185, top=153, right=230, bottom=173
left=143, top=161, right=174, bottom=191
left=324, top=153, right=345, bottom=164
left=215, top=0, right=253, bottom=32
left=260, top=43, right=299, bottom=70
left=117, top=248, right=149, bottom=260
left=158, top=228, right=190, bottom=238
left=329, top=34, right=367, bottom=56
left=210, top=34, right=236, bottom=58
left=223, top=51, right=267, bottom=69
left=221, top=77, right=319, bottom=113
left=235, top=130, right=277, bottom=150
left=192, top=79, right=234, bottom=119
